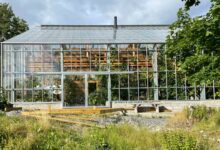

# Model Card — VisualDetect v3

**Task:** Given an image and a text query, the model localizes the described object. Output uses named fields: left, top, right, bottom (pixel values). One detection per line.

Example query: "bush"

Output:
left=0, top=115, right=83, bottom=150
left=83, top=124, right=161, bottom=150
left=88, top=88, right=107, bottom=105
left=161, top=130, right=211, bottom=150
left=0, top=115, right=214, bottom=150
left=184, top=105, right=216, bottom=122
left=0, top=88, right=8, bottom=111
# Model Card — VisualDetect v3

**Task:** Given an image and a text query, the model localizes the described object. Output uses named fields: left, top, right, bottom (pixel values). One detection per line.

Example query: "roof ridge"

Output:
left=41, top=24, right=170, bottom=28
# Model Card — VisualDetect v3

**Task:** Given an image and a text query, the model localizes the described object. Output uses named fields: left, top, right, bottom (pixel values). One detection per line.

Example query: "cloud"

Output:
left=0, top=0, right=211, bottom=27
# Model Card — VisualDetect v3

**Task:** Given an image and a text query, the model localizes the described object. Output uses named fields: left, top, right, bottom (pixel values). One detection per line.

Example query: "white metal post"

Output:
left=85, top=74, right=88, bottom=107
left=61, top=45, right=64, bottom=107
left=152, top=45, right=159, bottom=100
left=0, top=43, right=2, bottom=87
left=107, top=45, right=112, bottom=107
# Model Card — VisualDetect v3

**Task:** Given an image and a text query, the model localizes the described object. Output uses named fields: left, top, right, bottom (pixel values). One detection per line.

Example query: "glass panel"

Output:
left=129, top=73, right=138, bottom=87
left=110, top=46, right=119, bottom=71
left=139, top=72, right=147, bottom=87
left=130, top=89, right=138, bottom=100
left=26, top=51, right=42, bottom=72
left=187, top=87, right=195, bottom=100
left=168, top=88, right=176, bottom=100
left=120, top=89, right=128, bottom=101
left=120, top=74, right=128, bottom=88
left=64, top=75, right=85, bottom=106
left=53, top=51, right=61, bottom=72
left=15, top=90, right=23, bottom=102
left=81, top=50, right=90, bottom=71
left=24, top=74, right=32, bottom=89
left=119, top=44, right=129, bottom=71
left=112, top=89, right=119, bottom=101
left=139, top=89, right=147, bottom=100
left=215, top=88, right=220, bottom=99
left=23, top=90, right=32, bottom=102
left=43, top=89, right=53, bottom=102
left=111, top=74, right=119, bottom=88
left=159, top=72, right=166, bottom=87
left=159, top=88, right=167, bottom=100
left=88, top=75, right=107, bottom=106
left=15, top=74, right=23, bottom=89
left=177, top=87, right=185, bottom=100
left=33, top=90, right=43, bottom=102
left=206, top=87, right=214, bottom=99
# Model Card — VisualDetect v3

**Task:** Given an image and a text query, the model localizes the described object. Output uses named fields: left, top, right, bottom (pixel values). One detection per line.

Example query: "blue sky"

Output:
left=0, top=0, right=211, bottom=27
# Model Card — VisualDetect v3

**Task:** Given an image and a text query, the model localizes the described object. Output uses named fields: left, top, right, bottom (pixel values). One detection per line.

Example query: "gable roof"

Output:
left=3, top=25, right=169, bottom=44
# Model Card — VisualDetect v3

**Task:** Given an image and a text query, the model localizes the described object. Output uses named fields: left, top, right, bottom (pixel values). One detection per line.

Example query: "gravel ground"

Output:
left=5, top=110, right=22, bottom=117
left=97, top=114, right=168, bottom=131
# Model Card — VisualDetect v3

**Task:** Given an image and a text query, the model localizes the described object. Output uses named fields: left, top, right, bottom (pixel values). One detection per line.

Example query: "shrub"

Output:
left=0, top=87, right=8, bottom=111
left=184, top=105, right=216, bottom=122
left=161, top=130, right=211, bottom=150
left=83, top=124, right=161, bottom=150
left=88, top=88, right=107, bottom=105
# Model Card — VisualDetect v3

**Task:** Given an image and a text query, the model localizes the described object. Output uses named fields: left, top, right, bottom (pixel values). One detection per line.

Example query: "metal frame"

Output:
left=1, top=42, right=219, bottom=108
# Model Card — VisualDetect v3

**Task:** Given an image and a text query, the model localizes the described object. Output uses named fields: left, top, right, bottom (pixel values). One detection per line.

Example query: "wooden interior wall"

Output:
left=26, top=47, right=152, bottom=72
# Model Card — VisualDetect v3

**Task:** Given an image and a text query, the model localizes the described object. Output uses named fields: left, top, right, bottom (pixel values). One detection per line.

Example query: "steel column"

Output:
left=85, top=74, right=88, bottom=107
left=152, top=45, right=159, bottom=100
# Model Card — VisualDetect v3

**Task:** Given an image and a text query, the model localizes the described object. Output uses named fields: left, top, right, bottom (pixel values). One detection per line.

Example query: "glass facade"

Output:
left=2, top=43, right=220, bottom=106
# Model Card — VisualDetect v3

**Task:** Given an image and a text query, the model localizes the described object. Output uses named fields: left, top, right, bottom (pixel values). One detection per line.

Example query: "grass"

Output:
left=0, top=107, right=217, bottom=150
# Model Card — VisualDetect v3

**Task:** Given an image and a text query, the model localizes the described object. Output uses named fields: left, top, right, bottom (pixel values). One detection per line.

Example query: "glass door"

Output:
left=88, top=75, right=108, bottom=106
left=64, top=75, right=85, bottom=106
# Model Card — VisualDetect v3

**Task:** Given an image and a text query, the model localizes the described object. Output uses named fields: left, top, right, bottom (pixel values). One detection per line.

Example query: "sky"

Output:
left=0, top=0, right=211, bottom=28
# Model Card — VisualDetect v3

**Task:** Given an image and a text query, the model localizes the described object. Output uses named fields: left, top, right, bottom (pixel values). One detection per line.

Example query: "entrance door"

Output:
left=63, top=74, right=108, bottom=107
left=64, top=75, right=85, bottom=106
left=88, top=75, right=108, bottom=106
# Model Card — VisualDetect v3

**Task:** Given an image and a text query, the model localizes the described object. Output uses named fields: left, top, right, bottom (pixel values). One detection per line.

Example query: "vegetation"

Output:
left=161, top=130, right=210, bottom=150
left=0, top=88, right=8, bottom=111
left=182, top=0, right=201, bottom=10
left=170, top=105, right=220, bottom=132
left=166, top=0, right=220, bottom=85
left=88, top=88, right=107, bottom=105
left=0, top=3, right=28, bottom=42
left=0, top=113, right=215, bottom=150
left=64, top=76, right=84, bottom=105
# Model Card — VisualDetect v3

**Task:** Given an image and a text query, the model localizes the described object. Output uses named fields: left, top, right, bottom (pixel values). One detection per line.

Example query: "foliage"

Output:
left=182, top=0, right=201, bottom=10
left=83, top=124, right=161, bottom=150
left=189, top=105, right=215, bottom=121
left=192, top=108, right=220, bottom=131
left=0, top=88, right=8, bottom=111
left=64, top=76, right=84, bottom=105
left=0, top=3, right=28, bottom=42
left=179, top=105, right=215, bottom=123
left=0, top=115, right=215, bottom=149
left=0, top=115, right=84, bottom=150
left=166, top=0, right=220, bottom=85
left=88, top=88, right=107, bottom=105
left=161, top=130, right=210, bottom=150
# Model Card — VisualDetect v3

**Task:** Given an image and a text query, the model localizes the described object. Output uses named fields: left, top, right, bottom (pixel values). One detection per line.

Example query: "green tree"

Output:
left=166, top=0, right=220, bottom=85
left=0, top=3, right=28, bottom=42
left=182, top=0, right=201, bottom=10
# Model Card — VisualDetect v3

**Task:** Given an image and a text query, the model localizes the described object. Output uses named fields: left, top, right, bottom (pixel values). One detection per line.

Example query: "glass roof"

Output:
left=3, top=25, right=169, bottom=44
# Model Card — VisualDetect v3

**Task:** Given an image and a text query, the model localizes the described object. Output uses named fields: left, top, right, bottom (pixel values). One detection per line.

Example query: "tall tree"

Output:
left=0, top=3, right=28, bottom=42
left=166, top=0, right=220, bottom=85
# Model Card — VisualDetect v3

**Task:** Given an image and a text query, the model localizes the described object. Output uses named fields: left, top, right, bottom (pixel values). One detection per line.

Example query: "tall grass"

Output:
left=83, top=124, right=161, bottom=150
left=0, top=113, right=215, bottom=150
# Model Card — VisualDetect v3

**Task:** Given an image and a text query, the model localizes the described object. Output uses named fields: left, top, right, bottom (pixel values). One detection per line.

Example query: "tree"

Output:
left=166, top=0, right=220, bottom=85
left=0, top=3, right=28, bottom=42
left=182, top=0, right=201, bottom=10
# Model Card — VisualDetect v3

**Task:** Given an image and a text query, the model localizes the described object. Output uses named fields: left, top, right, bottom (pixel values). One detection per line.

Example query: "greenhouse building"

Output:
left=1, top=17, right=218, bottom=108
